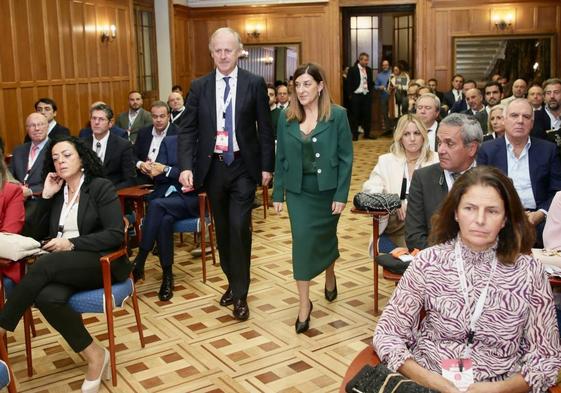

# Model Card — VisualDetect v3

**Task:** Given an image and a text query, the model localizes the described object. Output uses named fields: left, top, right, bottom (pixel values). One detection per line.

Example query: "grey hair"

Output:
left=417, top=93, right=441, bottom=111
left=208, top=27, right=243, bottom=52
left=440, top=113, right=483, bottom=146
left=90, top=103, right=114, bottom=121
left=505, top=98, right=534, bottom=121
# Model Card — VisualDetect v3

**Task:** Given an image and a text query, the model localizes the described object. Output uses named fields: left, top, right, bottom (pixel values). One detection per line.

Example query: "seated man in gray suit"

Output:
left=115, top=90, right=153, bottom=144
left=405, top=113, right=483, bottom=250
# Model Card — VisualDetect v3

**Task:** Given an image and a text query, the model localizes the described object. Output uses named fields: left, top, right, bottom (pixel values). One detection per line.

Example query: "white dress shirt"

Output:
left=92, top=132, right=110, bottom=163
left=427, top=121, right=438, bottom=152
left=545, top=106, right=561, bottom=130
left=147, top=124, right=169, bottom=163
left=215, top=67, right=240, bottom=153
left=354, top=64, right=369, bottom=94
left=505, top=135, right=536, bottom=210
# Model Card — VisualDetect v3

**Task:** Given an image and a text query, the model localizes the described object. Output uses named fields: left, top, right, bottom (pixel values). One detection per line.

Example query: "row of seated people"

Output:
left=4, top=98, right=198, bottom=303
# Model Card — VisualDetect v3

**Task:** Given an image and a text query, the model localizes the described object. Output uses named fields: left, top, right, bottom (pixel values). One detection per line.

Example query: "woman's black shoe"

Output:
left=295, top=301, right=313, bottom=334
left=324, top=277, right=337, bottom=302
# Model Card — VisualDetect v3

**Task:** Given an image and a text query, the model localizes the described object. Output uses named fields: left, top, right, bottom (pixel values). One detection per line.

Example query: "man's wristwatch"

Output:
left=164, top=166, right=171, bottom=176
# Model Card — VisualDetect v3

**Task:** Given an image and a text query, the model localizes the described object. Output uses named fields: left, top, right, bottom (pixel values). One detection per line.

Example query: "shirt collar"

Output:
left=152, top=123, right=170, bottom=137
left=505, top=134, right=531, bottom=151
left=428, top=121, right=438, bottom=131
left=545, top=105, right=560, bottom=120
left=93, top=131, right=110, bottom=144
left=216, top=66, right=239, bottom=81
left=48, top=120, right=57, bottom=133
left=32, top=138, right=49, bottom=150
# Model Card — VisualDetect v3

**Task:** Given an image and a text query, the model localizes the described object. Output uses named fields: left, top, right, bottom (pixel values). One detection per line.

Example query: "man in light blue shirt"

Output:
left=375, top=59, right=392, bottom=134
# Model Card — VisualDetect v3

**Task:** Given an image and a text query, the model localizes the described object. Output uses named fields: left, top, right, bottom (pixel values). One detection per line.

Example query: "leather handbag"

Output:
left=0, top=233, right=44, bottom=260
left=353, top=192, right=401, bottom=214
left=345, top=364, right=439, bottom=393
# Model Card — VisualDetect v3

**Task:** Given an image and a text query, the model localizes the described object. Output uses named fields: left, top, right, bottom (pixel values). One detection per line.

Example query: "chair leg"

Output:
left=262, top=186, right=269, bottom=219
left=131, top=281, right=145, bottom=348
left=200, top=227, right=207, bottom=283
left=179, top=232, right=184, bottom=244
left=23, top=308, right=33, bottom=377
left=0, top=335, right=17, bottom=393
left=208, top=223, right=217, bottom=266
left=104, top=304, right=117, bottom=386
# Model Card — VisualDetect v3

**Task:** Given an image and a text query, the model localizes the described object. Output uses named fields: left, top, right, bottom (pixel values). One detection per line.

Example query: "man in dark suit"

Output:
left=462, top=88, right=488, bottom=133
left=168, top=92, right=188, bottom=130
left=267, top=85, right=281, bottom=138
left=115, top=91, right=153, bottom=144
left=427, top=78, right=444, bottom=103
left=416, top=93, right=441, bottom=151
left=347, top=52, right=375, bottom=140
left=533, top=78, right=561, bottom=141
left=477, top=99, right=561, bottom=244
left=442, top=74, right=464, bottom=113
left=405, top=113, right=482, bottom=250
left=80, top=103, right=136, bottom=190
left=528, top=84, right=545, bottom=111
left=24, top=98, right=70, bottom=143
left=449, top=80, right=476, bottom=114
left=78, top=101, right=128, bottom=139
left=133, top=101, right=178, bottom=185
left=178, top=27, right=275, bottom=321
left=132, top=135, right=198, bottom=301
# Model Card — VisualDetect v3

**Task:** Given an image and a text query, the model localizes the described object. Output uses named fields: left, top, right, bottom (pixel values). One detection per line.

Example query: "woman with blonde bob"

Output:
left=483, top=104, right=506, bottom=142
left=362, top=114, right=439, bottom=253
left=273, top=63, right=353, bottom=334
left=374, top=166, right=561, bottom=393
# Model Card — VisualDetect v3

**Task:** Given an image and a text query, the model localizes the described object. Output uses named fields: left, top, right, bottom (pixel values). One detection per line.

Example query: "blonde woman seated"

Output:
left=362, top=114, right=438, bottom=254
left=483, top=104, right=506, bottom=142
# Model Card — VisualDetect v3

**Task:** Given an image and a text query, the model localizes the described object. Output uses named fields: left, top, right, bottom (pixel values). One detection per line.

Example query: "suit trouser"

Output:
left=350, top=93, right=373, bottom=137
left=0, top=251, right=128, bottom=352
left=139, top=193, right=199, bottom=267
left=205, top=158, right=256, bottom=300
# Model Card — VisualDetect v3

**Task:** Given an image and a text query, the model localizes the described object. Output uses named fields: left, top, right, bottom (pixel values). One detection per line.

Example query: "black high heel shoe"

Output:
left=132, top=261, right=145, bottom=283
left=295, top=301, right=313, bottom=334
left=324, top=277, right=337, bottom=302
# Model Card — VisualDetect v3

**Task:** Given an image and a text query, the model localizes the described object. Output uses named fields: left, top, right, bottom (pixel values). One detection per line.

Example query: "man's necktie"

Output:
left=451, top=172, right=461, bottom=182
left=95, top=142, right=102, bottom=158
left=223, top=76, right=234, bottom=165
left=28, top=145, right=39, bottom=170
left=278, top=104, right=284, bottom=110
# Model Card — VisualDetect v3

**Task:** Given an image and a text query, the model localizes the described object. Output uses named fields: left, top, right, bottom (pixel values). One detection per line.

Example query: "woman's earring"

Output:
left=81, top=168, right=85, bottom=172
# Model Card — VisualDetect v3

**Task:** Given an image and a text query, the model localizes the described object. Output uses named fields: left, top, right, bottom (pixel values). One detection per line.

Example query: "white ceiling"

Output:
left=173, top=0, right=327, bottom=7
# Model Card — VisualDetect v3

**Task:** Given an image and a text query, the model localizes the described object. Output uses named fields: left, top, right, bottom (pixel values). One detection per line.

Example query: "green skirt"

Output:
left=286, top=174, right=340, bottom=280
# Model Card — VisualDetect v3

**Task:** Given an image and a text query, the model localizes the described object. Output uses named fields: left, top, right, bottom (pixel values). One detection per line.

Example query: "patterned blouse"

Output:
left=373, top=237, right=561, bottom=392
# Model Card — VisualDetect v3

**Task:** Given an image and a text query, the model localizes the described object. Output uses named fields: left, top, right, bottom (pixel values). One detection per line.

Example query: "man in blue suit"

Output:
left=477, top=98, right=561, bottom=244
left=132, top=134, right=198, bottom=301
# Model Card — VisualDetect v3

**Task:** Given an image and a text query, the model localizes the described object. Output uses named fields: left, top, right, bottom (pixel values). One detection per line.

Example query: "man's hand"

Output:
left=526, top=210, right=545, bottom=226
left=139, top=161, right=152, bottom=176
left=21, top=185, right=33, bottom=199
left=332, top=201, right=346, bottom=215
left=179, top=170, right=193, bottom=188
left=273, top=202, right=283, bottom=214
left=150, top=162, right=166, bottom=177
left=262, top=171, right=272, bottom=187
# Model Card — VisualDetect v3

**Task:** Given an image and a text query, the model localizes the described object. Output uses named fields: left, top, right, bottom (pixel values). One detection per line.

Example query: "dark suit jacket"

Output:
left=405, top=163, right=449, bottom=250
left=149, top=135, right=185, bottom=200
left=483, top=132, right=498, bottom=142
left=462, top=108, right=488, bottom=133
left=347, top=64, right=374, bottom=97
left=133, top=123, right=178, bottom=184
left=477, top=136, right=561, bottom=211
left=24, top=122, right=70, bottom=143
left=79, top=126, right=128, bottom=139
left=171, top=109, right=188, bottom=131
left=270, top=108, right=281, bottom=139
left=450, top=99, right=468, bottom=114
left=115, top=108, right=153, bottom=143
left=532, top=109, right=555, bottom=140
left=32, top=177, right=129, bottom=278
left=178, top=68, right=275, bottom=188
left=9, top=140, right=50, bottom=193
left=81, top=134, right=136, bottom=190
left=443, top=90, right=461, bottom=111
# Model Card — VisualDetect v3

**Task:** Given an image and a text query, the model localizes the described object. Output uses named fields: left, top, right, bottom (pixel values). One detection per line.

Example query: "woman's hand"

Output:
left=332, top=202, right=346, bottom=215
left=396, top=204, right=407, bottom=221
left=273, top=202, right=283, bottom=214
left=42, top=172, right=64, bottom=199
left=42, top=238, right=74, bottom=252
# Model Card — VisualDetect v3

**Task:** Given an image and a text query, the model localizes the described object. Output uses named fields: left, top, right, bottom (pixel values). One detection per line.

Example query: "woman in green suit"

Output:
left=273, top=63, right=353, bottom=334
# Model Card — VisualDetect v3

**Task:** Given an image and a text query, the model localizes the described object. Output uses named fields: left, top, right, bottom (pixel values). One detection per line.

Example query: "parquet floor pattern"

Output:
left=7, top=136, right=396, bottom=392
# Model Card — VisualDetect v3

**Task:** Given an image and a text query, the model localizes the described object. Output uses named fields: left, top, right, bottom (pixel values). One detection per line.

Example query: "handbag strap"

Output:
left=378, top=373, right=402, bottom=393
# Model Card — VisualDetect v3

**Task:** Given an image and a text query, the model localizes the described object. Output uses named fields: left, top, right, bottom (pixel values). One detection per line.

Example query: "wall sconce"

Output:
left=245, top=22, right=264, bottom=39
left=101, top=25, right=117, bottom=43
left=263, top=56, right=274, bottom=65
left=492, top=10, right=514, bottom=31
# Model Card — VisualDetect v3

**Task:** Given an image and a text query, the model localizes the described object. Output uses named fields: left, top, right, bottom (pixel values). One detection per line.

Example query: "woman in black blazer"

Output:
left=0, top=136, right=130, bottom=393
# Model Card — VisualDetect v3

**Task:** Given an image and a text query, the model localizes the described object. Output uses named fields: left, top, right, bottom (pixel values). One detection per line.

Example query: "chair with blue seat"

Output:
left=174, top=193, right=216, bottom=283
left=67, top=218, right=145, bottom=386
left=0, top=335, right=16, bottom=393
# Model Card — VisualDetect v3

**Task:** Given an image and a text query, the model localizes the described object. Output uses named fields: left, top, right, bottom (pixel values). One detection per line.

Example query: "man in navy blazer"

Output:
left=24, top=98, right=70, bottom=143
left=132, top=135, right=198, bottom=301
left=178, top=27, right=275, bottom=321
left=133, top=101, right=178, bottom=185
left=477, top=99, right=561, bottom=243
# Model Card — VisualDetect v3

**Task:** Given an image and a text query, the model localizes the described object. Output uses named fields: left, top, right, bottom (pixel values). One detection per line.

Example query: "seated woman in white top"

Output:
left=362, top=114, right=439, bottom=254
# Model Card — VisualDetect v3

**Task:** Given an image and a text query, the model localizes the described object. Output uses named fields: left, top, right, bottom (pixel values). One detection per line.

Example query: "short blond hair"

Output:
left=208, top=27, right=243, bottom=52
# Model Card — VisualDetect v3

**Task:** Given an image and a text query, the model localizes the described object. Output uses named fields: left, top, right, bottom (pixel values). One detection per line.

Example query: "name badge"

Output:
left=216, top=130, right=229, bottom=152
left=441, top=358, right=474, bottom=391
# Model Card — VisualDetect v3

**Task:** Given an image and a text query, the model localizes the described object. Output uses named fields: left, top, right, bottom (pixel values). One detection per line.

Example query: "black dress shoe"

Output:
left=233, top=299, right=249, bottom=321
left=324, top=277, right=338, bottom=302
left=219, top=288, right=234, bottom=306
left=158, top=272, right=174, bottom=301
left=132, top=263, right=145, bottom=283
left=295, top=301, right=313, bottom=334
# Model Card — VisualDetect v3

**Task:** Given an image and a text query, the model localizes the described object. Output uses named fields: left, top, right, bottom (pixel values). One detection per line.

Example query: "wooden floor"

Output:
left=7, top=136, right=398, bottom=393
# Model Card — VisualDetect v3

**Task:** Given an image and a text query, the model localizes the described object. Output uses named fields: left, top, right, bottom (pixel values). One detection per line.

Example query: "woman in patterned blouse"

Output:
left=373, top=166, right=561, bottom=393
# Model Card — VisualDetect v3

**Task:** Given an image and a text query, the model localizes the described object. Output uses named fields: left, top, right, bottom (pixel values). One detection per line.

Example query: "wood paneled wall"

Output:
left=0, top=0, right=137, bottom=153
left=417, top=0, right=561, bottom=89
left=172, top=2, right=343, bottom=103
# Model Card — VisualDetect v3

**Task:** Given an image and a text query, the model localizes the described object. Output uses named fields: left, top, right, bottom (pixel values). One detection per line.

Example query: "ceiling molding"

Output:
left=173, top=0, right=327, bottom=7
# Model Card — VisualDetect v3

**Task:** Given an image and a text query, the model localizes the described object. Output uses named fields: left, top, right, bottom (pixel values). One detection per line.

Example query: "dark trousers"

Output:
left=379, top=94, right=391, bottom=132
left=139, top=193, right=199, bottom=267
left=0, top=251, right=128, bottom=352
left=350, top=93, right=373, bottom=138
left=205, top=158, right=256, bottom=300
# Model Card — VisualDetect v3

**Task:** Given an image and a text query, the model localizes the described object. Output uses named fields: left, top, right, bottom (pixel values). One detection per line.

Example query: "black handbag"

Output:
left=353, top=192, right=401, bottom=214
left=346, top=364, right=439, bottom=393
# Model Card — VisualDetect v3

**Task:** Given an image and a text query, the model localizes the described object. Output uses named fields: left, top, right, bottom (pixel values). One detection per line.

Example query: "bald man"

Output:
left=462, top=88, right=488, bottom=133
left=502, top=78, right=528, bottom=106
left=168, top=91, right=188, bottom=129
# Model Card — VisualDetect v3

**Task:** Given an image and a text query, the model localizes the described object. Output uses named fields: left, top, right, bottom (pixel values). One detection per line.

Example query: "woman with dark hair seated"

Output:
left=373, top=166, right=561, bottom=392
left=0, top=136, right=131, bottom=393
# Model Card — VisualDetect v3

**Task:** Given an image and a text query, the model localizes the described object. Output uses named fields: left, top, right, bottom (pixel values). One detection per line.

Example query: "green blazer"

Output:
left=273, top=104, right=353, bottom=203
